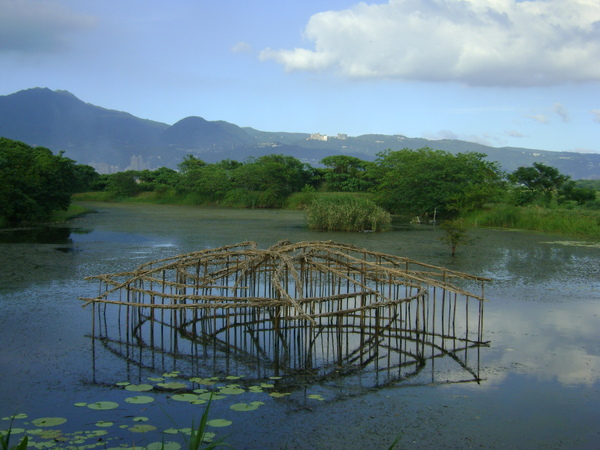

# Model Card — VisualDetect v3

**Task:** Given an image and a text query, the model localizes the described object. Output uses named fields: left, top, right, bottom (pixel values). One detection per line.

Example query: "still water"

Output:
left=0, top=202, right=599, bottom=449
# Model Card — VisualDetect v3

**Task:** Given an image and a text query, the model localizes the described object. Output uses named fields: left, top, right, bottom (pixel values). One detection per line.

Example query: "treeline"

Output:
left=0, top=138, right=98, bottom=227
left=1, top=136, right=598, bottom=228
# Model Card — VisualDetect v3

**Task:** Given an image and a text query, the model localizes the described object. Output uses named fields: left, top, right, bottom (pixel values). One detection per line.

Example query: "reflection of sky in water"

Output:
left=480, top=300, right=600, bottom=388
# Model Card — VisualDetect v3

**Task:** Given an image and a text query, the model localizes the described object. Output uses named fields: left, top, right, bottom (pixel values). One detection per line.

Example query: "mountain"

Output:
left=1, top=88, right=599, bottom=179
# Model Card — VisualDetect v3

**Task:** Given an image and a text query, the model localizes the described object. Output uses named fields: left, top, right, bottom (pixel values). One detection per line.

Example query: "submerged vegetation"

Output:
left=2, top=136, right=598, bottom=238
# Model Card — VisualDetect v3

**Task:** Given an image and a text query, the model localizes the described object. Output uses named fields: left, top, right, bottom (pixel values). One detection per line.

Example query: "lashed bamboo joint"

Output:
left=81, top=240, right=489, bottom=323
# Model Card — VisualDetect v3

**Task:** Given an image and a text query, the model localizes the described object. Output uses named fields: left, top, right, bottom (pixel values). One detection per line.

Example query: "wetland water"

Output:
left=1, top=202, right=599, bottom=449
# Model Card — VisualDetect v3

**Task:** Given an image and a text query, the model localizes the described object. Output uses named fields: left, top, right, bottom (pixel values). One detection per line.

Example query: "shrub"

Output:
left=305, top=196, right=391, bottom=231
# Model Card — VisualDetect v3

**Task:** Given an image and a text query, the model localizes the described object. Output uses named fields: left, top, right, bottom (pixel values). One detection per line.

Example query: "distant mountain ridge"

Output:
left=0, top=87, right=598, bottom=179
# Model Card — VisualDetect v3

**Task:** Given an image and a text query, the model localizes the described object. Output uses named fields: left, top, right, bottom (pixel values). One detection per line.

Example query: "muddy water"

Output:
left=0, top=202, right=599, bottom=449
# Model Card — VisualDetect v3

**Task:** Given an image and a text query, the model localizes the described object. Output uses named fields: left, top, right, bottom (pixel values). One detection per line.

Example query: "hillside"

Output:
left=0, top=88, right=599, bottom=179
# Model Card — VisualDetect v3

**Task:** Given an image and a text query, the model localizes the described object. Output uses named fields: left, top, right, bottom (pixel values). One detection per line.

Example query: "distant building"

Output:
left=336, top=133, right=347, bottom=140
left=127, top=155, right=151, bottom=171
left=308, top=133, right=328, bottom=141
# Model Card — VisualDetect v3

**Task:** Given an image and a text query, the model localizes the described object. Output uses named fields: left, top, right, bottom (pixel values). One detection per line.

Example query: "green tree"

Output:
left=229, top=154, right=311, bottom=207
left=320, top=155, right=375, bottom=192
left=372, top=148, right=504, bottom=217
left=0, top=138, right=78, bottom=226
left=509, top=162, right=570, bottom=206
left=105, top=171, right=141, bottom=198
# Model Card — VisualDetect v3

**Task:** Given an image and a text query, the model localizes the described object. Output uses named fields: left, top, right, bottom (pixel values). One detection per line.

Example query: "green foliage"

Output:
left=319, top=155, right=375, bottom=192
left=372, top=148, right=504, bottom=217
left=0, top=420, right=28, bottom=450
left=439, top=220, right=472, bottom=256
left=0, top=138, right=80, bottom=226
left=462, top=204, right=600, bottom=239
left=105, top=170, right=142, bottom=198
left=509, top=162, right=571, bottom=206
left=305, top=195, right=391, bottom=231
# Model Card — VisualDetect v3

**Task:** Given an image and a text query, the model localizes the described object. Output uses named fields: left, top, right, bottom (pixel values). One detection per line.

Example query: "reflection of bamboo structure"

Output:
left=82, top=241, right=490, bottom=388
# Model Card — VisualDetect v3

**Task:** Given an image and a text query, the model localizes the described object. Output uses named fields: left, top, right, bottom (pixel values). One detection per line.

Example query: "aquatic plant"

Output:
left=305, top=196, right=391, bottom=231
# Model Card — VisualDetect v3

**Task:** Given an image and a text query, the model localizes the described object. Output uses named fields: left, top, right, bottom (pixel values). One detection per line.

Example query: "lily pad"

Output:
left=88, top=401, right=119, bottom=410
left=147, top=442, right=181, bottom=450
left=115, top=382, right=130, bottom=386
left=3, top=413, right=27, bottom=420
left=125, top=396, right=154, bottom=404
left=95, top=421, right=114, bottom=427
left=219, top=386, right=245, bottom=395
left=198, top=392, right=226, bottom=401
left=269, top=376, right=282, bottom=380
left=148, top=377, right=164, bottom=382
left=125, top=384, right=154, bottom=392
left=225, top=375, right=242, bottom=380
left=206, top=419, right=232, bottom=428
left=129, top=424, right=157, bottom=433
left=308, top=394, right=325, bottom=401
left=248, top=386, right=264, bottom=393
left=162, top=371, right=180, bottom=378
left=190, top=377, right=218, bottom=385
left=74, top=402, right=87, bottom=407
left=171, top=393, right=199, bottom=402
left=260, top=383, right=275, bottom=389
left=230, top=401, right=265, bottom=412
left=269, top=392, right=291, bottom=398
left=157, top=382, right=188, bottom=390
left=133, top=416, right=149, bottom=422
left=32, top=417, right=67, bottom=427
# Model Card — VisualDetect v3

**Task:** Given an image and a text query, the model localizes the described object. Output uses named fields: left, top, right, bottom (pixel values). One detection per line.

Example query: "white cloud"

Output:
left=0, top=0, right=96, bottom=53
left=553, top=103, right=570, bottom=122
left=506, top=130, right=525, bottom=138
left=231, top=41, right=253, bottom=54
left=527, top=114, right=550, bottom=124
left=260, top=0, right=600, bottom=86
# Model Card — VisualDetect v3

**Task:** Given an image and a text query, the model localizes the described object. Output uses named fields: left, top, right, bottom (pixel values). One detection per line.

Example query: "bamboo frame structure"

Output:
left=82, top=240, right=490, bottom=388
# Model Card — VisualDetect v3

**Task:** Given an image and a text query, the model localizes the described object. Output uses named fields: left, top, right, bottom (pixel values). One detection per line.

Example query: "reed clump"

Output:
left=305, top=196, right=391, bottom=231
left=463, top=204, right=600, bottom=239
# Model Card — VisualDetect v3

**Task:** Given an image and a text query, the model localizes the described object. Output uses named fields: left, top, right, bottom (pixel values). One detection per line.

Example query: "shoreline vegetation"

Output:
left=70, top=192, right=600, bottom=240
left=2, top=137, right=598, bottom=239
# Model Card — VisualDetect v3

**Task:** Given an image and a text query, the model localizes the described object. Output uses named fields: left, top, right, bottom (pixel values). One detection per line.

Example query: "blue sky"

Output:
left=1, top=0, right=599, bottom=153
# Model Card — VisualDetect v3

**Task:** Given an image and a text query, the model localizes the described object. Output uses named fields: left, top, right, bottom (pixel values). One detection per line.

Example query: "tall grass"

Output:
left=463, top=204, right=600, bottom=239
left=305, top=195, right=391, bottom=231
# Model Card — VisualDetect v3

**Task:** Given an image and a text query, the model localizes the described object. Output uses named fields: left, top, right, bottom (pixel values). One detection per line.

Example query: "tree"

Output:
left=0, top=138, right=78, bottom=226
left=320, top=155, right=375, bottom=192
left=229, top=154, right=312, bottom=207
left=372, top=148, right=504, bottom=217
left=509, top=162, right=570, bottom=206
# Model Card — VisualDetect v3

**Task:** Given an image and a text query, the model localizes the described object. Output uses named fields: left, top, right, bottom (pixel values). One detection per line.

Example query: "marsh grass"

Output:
left=305, top=195, right=391, bottom=231
left=0, top=421, right=28, bottom=450
left=463, top=204, right=600, bottom=239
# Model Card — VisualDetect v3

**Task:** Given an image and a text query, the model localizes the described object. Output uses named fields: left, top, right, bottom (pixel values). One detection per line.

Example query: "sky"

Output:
left=1, top=0, right=599, bottom=153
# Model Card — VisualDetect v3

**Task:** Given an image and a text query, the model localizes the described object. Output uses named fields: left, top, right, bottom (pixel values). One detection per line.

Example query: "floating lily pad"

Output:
left=248, top=386, right=263, bottom=393
left=198, top=392, right=226, bottom=401
left=32, top=417, right=67, bottom=427
left=88, top=401, right=119, bottom=410
left=206, top=419, right=232, bottom=428
left=190, top=377, right=218, bottom=385
left=26, top=429, right=43, bottom=435
left=147, top=442, right=181, bottom=450
left=269, top=392, right=291, bottom=398
left=162, top=371, right=180, bottom=378
left=163, top=428, right=179, bottom=434
left=157, top=382, right=188, bottom=390
left=2, top=413, right=27, bottom=420
left=125, top=384, right=153, bottom=392
left=219, top=386, right=245, bottom=395
left=192, top=388, right=208, bottom=394
left=230, top=401, right=265, bottom=412
left=95, top=421, right=114, bottom=427
left=74, top=402, right=87, bottom=407
left=171, top=393, right=199, bottom=402
left=269, top=376, right=282, bottom=380
left=148, top=377, right=164, bottom=382
left=125, top=396, right=154, bottom=404
left=115, top=382, right=130, bottom=386
left=308, top=394, right=325, bottom=401
left=33, top=442, right=56, bottom=449
left=260, top=383, right=275, bottom=389
left=5, top=428, right=25, bottom=434
left=129, top=424, right=157, bottom=433
left=133, top=417, right=149, bottom=422
left=225, top=375, right=242, bottom=380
